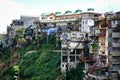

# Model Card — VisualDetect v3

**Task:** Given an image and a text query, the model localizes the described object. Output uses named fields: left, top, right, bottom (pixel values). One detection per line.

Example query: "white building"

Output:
left=81, top=12, right=101, bottom=33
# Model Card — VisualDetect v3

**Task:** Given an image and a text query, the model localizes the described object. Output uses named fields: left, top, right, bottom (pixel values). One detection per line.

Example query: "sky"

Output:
left=0, top=0, right=120, bottom=34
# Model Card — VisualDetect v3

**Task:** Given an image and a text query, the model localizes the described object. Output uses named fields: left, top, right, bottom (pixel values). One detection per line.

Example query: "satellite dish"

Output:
left=88, top=20, right=94, bottom=26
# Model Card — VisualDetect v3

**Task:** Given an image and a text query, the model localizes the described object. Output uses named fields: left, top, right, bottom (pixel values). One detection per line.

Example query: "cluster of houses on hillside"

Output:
left=0, top=8, right=120, bottom=80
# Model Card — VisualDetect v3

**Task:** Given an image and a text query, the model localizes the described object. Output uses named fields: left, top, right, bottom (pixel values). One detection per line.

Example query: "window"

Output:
left=71, top=16, right=74, bottom=19
left=82, top=21, right=84, bottom=24
left=42, top=17, right=45, bottom=19
left=85, top=21, right=87, bottom=24
left=94, top=14, right=98, bottom=17
left=112, top=21, right=116, bottom=24
left=56, top=18, right=60, bottom=20
left=62, top=64, right=64, bottom=67
left=50, top=17, right=52, bottom=19
left=65, top=17, right=69, bottom=19
left=60, top=17, right=64, bottom=20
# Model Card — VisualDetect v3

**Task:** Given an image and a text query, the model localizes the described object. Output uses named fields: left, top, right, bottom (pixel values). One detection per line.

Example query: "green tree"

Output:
left=15, top=27, right=25, bottom=40
left=15, top=27, right=26, bottom=48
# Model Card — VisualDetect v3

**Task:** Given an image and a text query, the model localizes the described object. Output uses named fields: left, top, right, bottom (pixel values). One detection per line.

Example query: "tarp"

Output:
left=42, top=27, right=58, bottom=35
left=47, top=28, right=57, bottom=35
left=42, top=28, right=48, bottom=32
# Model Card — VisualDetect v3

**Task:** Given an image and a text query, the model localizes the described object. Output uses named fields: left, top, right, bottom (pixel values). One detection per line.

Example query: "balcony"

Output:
left=110, top=51, right=120, bottom=56
left=112, top=43, right=120, bottom=47
left=96, top=29, right=106, bottom=37
left=88, top=74, right=109, bottom=80
left=83, top=70, right=110, bottom=80
left=68, top=42, right=84, bottom=49
left=112, top=61, right=120, bottom=65
left=97, top=33, right=106, bottom=37
left=112, top=24, right=117, bottom=28
left=70, top=32, right=86, bottom=41
left=80, top=54, right=96, bottom=63
left=40, top=18, right=78, bottom=23
left=85, top=65, right=110, bottom=79
left=112, top=33, right=120, bottom=38
left=61, top=44, right=67, bottom=48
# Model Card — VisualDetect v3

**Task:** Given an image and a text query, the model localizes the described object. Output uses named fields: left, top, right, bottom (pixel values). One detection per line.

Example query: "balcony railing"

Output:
left=40, top=18, right=78, bottom=23
left=112, top=47, right=120, bottom=51
left=68, top=42, right=84, bottom=49
left=112, top=43, right=120, bottom=47
left=80, top=55, right=96, bottom=63
left=96, top=29, right=106, bottom=37
left=70, top=32, right=86, bottom=41
left=112, top=33, right=120, bottom=38
left=112, top=61, right=120, bottom=65
left=110, top=51, right=120, bottom=56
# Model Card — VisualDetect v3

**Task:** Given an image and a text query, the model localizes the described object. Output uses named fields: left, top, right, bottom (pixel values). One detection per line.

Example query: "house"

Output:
left=40, top=9, right=82, bottom=27
left=11, top=16, right=39, bottom=30
left=60, top=31, right=86, bottom=73
left=80, top=10, right=101, bottom=33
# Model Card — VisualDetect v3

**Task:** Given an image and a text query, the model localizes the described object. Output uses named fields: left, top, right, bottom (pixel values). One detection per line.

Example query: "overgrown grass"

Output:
left=19, top=44, right=61, bottom=80
left=0, top=34, right=84, bottom=80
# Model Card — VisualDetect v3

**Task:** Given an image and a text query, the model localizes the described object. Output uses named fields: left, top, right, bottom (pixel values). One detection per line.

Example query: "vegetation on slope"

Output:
left=18, top=44, right=60, bottom=80
left=0, top=30, right=83, bottom=80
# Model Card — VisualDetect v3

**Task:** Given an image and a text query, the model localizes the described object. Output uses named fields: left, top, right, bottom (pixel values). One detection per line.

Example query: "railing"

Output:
left=96, top=29, right=106, bottom=37
left=68, top=42, right=84, bottom=49
left=80, top=55, right=96, bottom=63
left=112, top=43, right=120, bottom=47
left=112, top=33, right=120, bottom=38
left=110, top=51, right=120, bottom=56
left=40, top=18, right=78, bottom=23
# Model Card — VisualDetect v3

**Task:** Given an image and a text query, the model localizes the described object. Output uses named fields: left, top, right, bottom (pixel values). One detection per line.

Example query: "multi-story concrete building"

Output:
left=81, top=11, right=120, bottom=80
left=40, top=9, right=101, bottom=33
left=81, top=12, right=101, bottom=33
left=81, top=14, right=110, bottom=80
left=41, top=9, right=82, bottom=26
left=11, top=16, right=39, bottom=30
left=108, top=11, right=120, bottom=80
left=60, top=31, right=86, bottom=74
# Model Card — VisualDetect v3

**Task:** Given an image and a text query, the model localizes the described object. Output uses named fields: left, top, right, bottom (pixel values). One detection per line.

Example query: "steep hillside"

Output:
left=19, top=44, right=61, bottom=80
left=0, top=34, right=83, bottom=80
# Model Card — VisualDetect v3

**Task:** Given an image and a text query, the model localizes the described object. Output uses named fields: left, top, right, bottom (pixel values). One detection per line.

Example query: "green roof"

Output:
left=74, top=9, right=82, bottom=14
left=87, top=8, right=94, bottom=11
left=64, top=10, right=72, bottom=15
left=55, top=12, right=62, bottom=16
